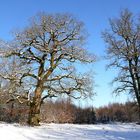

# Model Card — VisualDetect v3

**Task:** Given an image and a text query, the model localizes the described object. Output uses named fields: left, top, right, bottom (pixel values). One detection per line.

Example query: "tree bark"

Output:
left=28, top=83, right=43, bottom=126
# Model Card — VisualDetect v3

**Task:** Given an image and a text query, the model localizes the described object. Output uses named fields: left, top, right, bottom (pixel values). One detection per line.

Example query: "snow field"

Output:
left=0, top=123, right=140, bottom=140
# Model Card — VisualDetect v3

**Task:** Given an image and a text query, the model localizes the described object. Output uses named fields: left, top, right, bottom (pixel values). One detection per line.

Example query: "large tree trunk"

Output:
left=28, top=84, right=43, bottom=126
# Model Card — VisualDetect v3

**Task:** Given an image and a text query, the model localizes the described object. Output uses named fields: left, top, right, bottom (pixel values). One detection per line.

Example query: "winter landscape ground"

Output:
left=0, top=122, right=140, bottom=140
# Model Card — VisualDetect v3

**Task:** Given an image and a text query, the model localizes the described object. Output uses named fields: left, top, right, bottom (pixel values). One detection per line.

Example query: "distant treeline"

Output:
left=41, top=99, right=96, bottom=124
left=0, top=93, right=96, bottom=124
left=0, top=92, right=139, bottom=124
left=96, top=102, right=139, bottom=123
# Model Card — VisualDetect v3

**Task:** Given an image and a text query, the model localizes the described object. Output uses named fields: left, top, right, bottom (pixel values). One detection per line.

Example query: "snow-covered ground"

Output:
left=0, top=122, right=140, bottom=140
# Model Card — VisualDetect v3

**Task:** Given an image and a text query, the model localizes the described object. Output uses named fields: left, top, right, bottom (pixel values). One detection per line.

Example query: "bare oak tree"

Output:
left=0, top=13, right=95, bottom=126
left=103, top=9, right=140, bottom=120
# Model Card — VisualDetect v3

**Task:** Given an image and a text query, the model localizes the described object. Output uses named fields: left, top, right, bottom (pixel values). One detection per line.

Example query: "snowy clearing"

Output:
left=0, top=122, right=140, bottom=140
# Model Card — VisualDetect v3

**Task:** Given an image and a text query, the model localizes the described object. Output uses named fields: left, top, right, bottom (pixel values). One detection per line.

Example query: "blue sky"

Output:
left=0, top=0, right=140, bottom=107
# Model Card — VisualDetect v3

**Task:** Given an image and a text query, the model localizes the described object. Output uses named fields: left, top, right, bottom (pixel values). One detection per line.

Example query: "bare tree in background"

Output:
left=0, top=13, right=95, bottom=126
left=103, top=9, right=140, bottom=120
